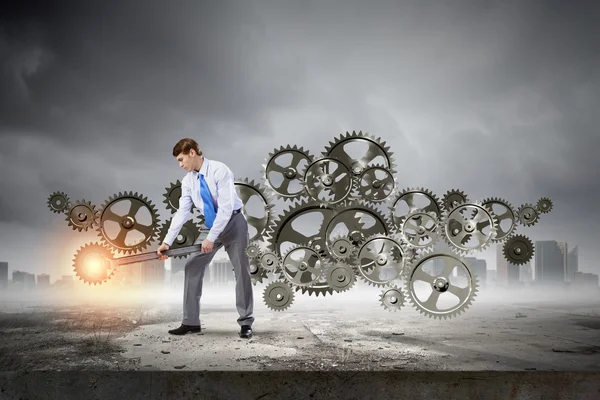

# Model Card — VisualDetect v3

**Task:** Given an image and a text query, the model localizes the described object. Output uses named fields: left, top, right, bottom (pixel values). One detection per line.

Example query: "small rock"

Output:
left=133, top=344, right=142, bottom=346
left=162, top=340, right=171, bottom=343
left=392, top=333, right=404, bottom=336
left=344, top=339, right=352, bottom=342
left=161, top=350, right=170, bottom=354
left=297, top=337, right=304, bottom=339
left=174, top=365, right=186, bottom=369
left=525, top=368, right=537, bottom=371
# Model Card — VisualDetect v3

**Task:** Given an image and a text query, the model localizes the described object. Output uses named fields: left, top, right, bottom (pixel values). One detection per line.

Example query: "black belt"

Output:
left=232, top=208, right=242, bottom=215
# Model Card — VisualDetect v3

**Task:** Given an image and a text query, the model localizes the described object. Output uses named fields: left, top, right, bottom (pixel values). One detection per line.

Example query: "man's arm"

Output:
left=163, top=176, right=193, bottom=246
left=206, top=166, right=235, bottom=243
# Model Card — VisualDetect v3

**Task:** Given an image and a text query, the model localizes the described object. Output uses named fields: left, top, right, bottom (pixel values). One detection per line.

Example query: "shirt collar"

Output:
left=197, top=156, right=209, bottom=177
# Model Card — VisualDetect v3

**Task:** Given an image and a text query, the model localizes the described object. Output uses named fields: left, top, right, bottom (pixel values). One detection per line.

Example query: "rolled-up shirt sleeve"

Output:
left=163, top=176, right=193, bottom=246
left=206, top=166, right=235, bottom=243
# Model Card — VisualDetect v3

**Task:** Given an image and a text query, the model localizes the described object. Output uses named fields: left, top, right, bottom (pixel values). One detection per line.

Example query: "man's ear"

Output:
left=189, top=149, right=196, bottom=157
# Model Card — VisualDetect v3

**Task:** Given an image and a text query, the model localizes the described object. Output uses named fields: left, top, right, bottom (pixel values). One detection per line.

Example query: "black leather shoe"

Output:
left=168, top=324, right=201, bottom=335
left=239, top=325, right=252, bottom=339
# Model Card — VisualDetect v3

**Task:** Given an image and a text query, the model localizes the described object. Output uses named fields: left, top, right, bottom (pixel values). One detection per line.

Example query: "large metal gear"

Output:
left=96, top=191, right=161, bottom=255
left=356, top=164, right=396, bottom=203
left=322, top=131, right=396, bottom=177
left=379, top=286, right=405, bottom=312
left=516, top=203, right=539, bottom=227
left=280, top=244, right=326, bottom=288
left=503, top=234, right=535, bottom=265
left=65, top=200, right=100, bottom=232
left=404, top=252, right=479, bottom=319
left=536, top=197, right=553, bottom=214
left=262, top=145, right=314, bottom=200
left=295, top=278, right=335, bottom=297
left=356, top=234, right=406, bottom=287
left=234, top=177, right=276, bottom=241
left=442, top=201, right=498, bottom=256
left=263, top=281, right=295, bottom=311
left=302, top=157, right=354, bottom=206
left=266, top=198, right=336, bottom=258
left=481, top=197, right=517, bottom=243
left=47, top=191, right=71, bottom=214
left=388, top=187, right=443, bottom=230
left=157, top=218, right=201, bottom=259
left=441, top=189, right=469, bottom=212
left=398, top=209, right=441, bottom=252
left=72, top=242, right=116, bottom=285
left=326, top=199, right=394, bottom=249
left=162, top=180, right=195, bottom=214
left=325, top=262, right=356, bottom=292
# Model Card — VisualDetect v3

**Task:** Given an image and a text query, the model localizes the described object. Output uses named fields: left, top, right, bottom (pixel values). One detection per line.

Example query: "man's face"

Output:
left=176, top=150, right=195, bottom=172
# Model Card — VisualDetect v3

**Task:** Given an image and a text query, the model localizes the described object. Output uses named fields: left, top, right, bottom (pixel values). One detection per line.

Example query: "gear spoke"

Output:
left=447, top=284, right=470, bottom=299
left=423, top=290, right=441, bottom=311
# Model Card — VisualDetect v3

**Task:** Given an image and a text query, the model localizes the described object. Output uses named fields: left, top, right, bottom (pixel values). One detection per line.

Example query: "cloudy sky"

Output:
left=1, top=0, right=599, bottom=281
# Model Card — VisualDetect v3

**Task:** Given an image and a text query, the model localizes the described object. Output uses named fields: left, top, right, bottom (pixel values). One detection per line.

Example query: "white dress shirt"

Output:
left=163, top=156, right=244, bottom=245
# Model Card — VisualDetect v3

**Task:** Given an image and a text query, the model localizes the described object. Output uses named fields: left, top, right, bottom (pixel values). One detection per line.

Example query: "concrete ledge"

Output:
left=1, top=371, right=599, bottom=399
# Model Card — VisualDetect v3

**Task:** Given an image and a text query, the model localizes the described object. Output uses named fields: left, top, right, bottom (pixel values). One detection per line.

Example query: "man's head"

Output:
left=173, top=138, right=203, bottom=172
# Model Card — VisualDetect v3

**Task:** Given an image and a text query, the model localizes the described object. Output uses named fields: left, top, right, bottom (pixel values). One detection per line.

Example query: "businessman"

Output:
left=157, top=138, right=254, bottom=339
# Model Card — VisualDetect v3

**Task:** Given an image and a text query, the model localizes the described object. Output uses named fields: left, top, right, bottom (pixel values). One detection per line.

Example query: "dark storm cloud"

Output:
left=1, top=0, right=599, bottom=277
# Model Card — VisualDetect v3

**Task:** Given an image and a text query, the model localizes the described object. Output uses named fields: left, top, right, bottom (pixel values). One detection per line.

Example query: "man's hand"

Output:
left=202, top=239, right=214, bottom=253
left=157, top=242, right=170, bottom=260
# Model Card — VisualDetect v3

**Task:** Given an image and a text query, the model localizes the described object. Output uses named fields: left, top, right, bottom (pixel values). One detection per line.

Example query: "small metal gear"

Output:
left=157, top=218, right=201, bottom=259
left=325, top=262, right=356, bottom=292
left=404, top=251, right=479, bottom=319
left=47, top=191, right=71, bottom=214
left=280, top=244, right=326, bottom=288
left=398, top=209, right=441, bottom=252
left=356, top=164, right=397, bottom=203
left=97, top=191, right=161, bottom=255
left=262, top=145, right=314, bottom=200
left=72, top=242, right=116, bottom=285
left=536, top=197, right=553, bottom=214
left=388, top=187, right=443, bottom=230
left=442, top=201, right=498, bottom=256
left=322, top=130, right=397, bottom=177
left=442, top=189, right=469, bottom=212
left=258, top=251, right=282, bottom=272
left=379, top=286, right=405, bottom=312
left=356, top=234, right=406, bottom=287
left=263, top=281, right=295, bottom=311
left=302, top=157, right=354, bottom=206
left=65, top=200, right=100, bottom=232
left=503, top=234, right=535, bottom=265
left=481, top=197, right=517, bottom=242
left=516, top=203, right=539, bottom=227
left=249, top=260, right=269, bottom=285
left=245, top=241, right=262, bottom=259
left=328, top=235, right=357, bottom=262
left=235, top=177, right=276, bottom=241
left=163, top=180, right=195, bottom=214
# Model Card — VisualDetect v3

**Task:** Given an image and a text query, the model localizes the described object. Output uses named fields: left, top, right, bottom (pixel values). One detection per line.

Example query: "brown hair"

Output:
left=172, top=138, right=202, bottom=157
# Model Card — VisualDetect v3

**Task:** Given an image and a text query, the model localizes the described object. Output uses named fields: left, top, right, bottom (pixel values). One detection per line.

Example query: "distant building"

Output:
left=171, top=270, right=185, bottom=290
left=37, top=274, right=51, bottom=288
left=496, top=244, right=519, bottom=286
left=567, top=246, right=579, bottom=283
left=209, top=259, right=235, bottom=285
left=572, top=272, right=599, bottom=290
left=463, top=257, right=487, bottom=287
left=519, top=261, right=533, bottom=282
left=55, top=275, right=74, bottom=288
left=0, top=262, right=7, bottom=289
left=535, top=241, right=566, bottom=285
left=12, top=271, right=36, bottom=290
left=487, top=269, right=497, bottom=286
left=141, top=259, right=165, bottom=287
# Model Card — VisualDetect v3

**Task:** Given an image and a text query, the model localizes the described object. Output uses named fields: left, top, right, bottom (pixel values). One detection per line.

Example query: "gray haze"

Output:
left=1, top=0, right=599, bottom=282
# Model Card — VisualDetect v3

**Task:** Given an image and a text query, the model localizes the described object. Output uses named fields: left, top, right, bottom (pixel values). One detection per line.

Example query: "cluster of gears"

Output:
left=48, top=131, right=553, bottom=319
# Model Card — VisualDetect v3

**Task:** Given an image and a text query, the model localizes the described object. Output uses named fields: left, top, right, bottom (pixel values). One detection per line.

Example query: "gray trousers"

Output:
left=182, top=211, right=254, bottom=327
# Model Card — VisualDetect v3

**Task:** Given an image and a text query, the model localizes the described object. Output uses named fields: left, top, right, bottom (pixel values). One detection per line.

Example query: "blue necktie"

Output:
left=198, top=173, right=217, bottom=228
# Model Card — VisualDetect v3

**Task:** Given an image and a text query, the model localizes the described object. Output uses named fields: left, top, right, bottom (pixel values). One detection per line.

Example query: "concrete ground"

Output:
left=1, top=285, right=600, bottom=372
left=116, top=287, right=600, bottom=372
